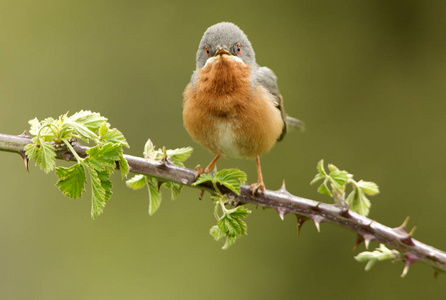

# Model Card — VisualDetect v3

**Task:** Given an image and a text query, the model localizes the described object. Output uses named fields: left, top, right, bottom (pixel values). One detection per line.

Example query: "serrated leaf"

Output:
left=166, top=147, right=193, bottom=166
left=346, top=187, right=371, bottom=216
left=143, top=139, right=156, bottom=159
left=97, top=170, right=112, bottom=203
left=89, top=167, right=107, bottom=219
left=192, top=173, right=214, bottom=186
left=28, top=118, right=41, bottom=136
left=356, top=180, right=379, bottom=195
left=55, top=164, right=86, bottom=199
left=98, top=122, right=129, bottom=148
left=162, top=181, right=182, bottom=200
left=24, top=143, right=39, bottom=161
left=214, top=169, right=247, bottom=195
left=118, top=154, right=129, bottom=178
left=317, top=182, right=332, bottom=196
left=126, top=174, right=146, bottom=190
left=328, top=164, right=339, bottom=172
left=310, top=173, right=325, bottom=185
left=146, top=176, right=161, bottom=216
left=226, top=205, right=251, bottom=220
left=219, top=216, right=243, bottom=237
left=222, top=236, right=237, bottom=250
left=355, top=244, right=401, bottom=271
left=317, top=159, right=326, bottom=176
left=329, top=170, right=349, bottom=188
left=64, top=120, right=99, bottom=142
left=35, top=139, right=57, bottom=173
left=210, top=225, right=225, bottom=241
left=69, top=110, right=107, bottom=132
left=85, top=143, right=121, bottom=173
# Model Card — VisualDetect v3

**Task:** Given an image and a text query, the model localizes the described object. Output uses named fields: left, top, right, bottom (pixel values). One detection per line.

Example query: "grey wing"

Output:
left=254, top=67, right=288, bottom=141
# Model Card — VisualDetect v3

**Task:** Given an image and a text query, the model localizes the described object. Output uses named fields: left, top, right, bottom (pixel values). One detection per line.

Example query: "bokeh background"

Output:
left=1, top=0, right=446, bottom=299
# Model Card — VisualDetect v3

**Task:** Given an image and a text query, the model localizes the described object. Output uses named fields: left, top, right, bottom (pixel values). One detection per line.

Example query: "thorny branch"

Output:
left=1, top=132, right=445, bottom=276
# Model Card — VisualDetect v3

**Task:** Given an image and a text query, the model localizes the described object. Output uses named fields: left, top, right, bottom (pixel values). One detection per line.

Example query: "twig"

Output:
left=1, top=132, right=445, bottom=275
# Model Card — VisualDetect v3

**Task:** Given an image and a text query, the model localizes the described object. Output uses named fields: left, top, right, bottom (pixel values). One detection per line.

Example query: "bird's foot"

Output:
left=250, top=182, right=265, bottom=195
left=194, top=165, right=206, bottom=199
left=194, top=164, right=204, bottom=178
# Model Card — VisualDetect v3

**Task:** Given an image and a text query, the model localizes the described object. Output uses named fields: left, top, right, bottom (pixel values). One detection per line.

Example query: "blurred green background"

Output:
left=1, top=0, right=446, bottom=299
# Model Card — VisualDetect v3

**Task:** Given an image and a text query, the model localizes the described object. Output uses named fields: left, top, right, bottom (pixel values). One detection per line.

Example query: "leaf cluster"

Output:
left=25, top=111, right=129, bottom=218
left=193, top=168, right=249, bottom=249
left=126, top=139, right=192, bottom=215
left=311, top=160, right=379, bottom=216
left=355, top=244, right=402, bottom=272
left=210, top=200, right=251, bottom=249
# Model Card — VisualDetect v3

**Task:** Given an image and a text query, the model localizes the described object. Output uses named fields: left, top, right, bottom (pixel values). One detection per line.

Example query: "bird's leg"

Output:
left=205, top=154, right=221, bottom=173
left=195, top=155, right=221, bottom=177
left=250, top=156, right=266, bottom=193
left=195, top=155, right=221, bottom=199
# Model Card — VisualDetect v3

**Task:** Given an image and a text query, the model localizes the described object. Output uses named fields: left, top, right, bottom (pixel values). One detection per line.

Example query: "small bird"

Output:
left=183, top=22, right=303, bottom=192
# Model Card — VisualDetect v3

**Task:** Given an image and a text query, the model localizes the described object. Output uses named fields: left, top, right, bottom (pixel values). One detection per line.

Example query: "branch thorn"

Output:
left=434, top=269, right=440, bottom=280
left=19, top=129, right=30, bottom=138
left=401, top=253, right=418, bottom=278
left=362, top=234, right=375, bottom=249
left=310, top=215, right=326, bottom=233
left=353, top=234, right=364, bottom=251
left=295, top=215, right=307, bottom=236
left=408, top=226, right=417, bottom=237
left=19, top=149, right=29, bottom=172
left=275, top=206, right=290, bottom=220
left=277, top=180, right=293, bottom=197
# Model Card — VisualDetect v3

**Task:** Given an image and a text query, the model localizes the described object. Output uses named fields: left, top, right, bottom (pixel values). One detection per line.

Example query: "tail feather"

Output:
left=286, top=116, right=305, bottom=131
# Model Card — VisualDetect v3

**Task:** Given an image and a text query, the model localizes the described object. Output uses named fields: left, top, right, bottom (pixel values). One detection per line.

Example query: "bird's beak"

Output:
left=214, top=48, right=231, bottom=57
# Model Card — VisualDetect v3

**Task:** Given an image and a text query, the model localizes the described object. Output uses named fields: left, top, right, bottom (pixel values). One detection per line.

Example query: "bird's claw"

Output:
left=250, top=182, right=265, bottom=195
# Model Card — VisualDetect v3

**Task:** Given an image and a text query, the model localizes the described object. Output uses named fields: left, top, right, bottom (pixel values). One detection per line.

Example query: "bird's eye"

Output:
left=237, top=43, right=241, bottom=55
left=205, top=45, right=210, bottom=57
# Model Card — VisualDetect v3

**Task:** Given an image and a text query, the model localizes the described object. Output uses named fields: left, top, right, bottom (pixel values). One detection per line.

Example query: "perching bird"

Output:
left=183, top=22, right=303, bottom=192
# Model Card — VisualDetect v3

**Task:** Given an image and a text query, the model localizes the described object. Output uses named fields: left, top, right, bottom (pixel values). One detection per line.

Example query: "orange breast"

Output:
left=183, top=56, right=283, bottom=158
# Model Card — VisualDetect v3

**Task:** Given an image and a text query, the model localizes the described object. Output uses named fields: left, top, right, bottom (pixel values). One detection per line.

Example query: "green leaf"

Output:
left=356, top=180, right=379, bottom=195
left=317, top=182, right=332, bottom=196
left=68, top=110, right=107, bottom=132
left=212, top=202, right=250, bottom=249
left=310, top=173, right=325, bottom=185
left=166, top=147, right=193, bottom=167
left=118, top=155, right=129, bottom=178
left=346, top=187, right=371, bottom=216
left=65, top=120, right=99, bottom=142
left=317, top=159, right=326, bottom=176
left=98, top=122, right=129, bottom=148
left=55, top=164, right=86, bottom=199
left=28, top=118, right=41, bottom=136
left=89, top=167, right=107, bottom=219
left=126, top=175, right=146, bottom=190
left=222, top=236, right=237, bottom=250
left=146, top=176, right=161, bottom=216
left=143, top=139, right=156, bottom=159
left=355, top=244, right=401, bottom=271
left=226, top=205, right=251, bottom=220
left=162, top=181, right=182, bottom=200
left=210, top=225, right=225, bottom=241
left=329, top=170, right=349, bottom=188
left=38, top=140, right=57, bottom=173
left=24, top=142, right=39, bottom=161
left=97, top=170, right=113, bottom=203
left=85, top=143, right=122, bottom=173
left=219, top=215, right=242, bottom=236
left=192, top=173, right=214, bottom=186
left=213, top=169, right=247, bottom=195
left=327, top=163, right=339, bottom=173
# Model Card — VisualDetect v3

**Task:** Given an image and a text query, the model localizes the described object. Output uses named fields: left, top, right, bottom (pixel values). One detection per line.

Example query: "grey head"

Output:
left=195, top=22, right=257, bottom=70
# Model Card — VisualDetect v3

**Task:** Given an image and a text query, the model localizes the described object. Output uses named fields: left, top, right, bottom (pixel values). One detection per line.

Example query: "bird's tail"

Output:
left=286, top=116, right=305, bottom=131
